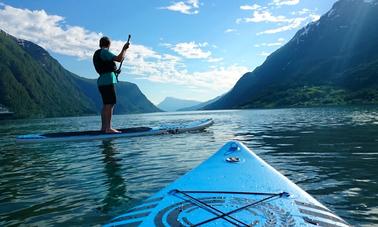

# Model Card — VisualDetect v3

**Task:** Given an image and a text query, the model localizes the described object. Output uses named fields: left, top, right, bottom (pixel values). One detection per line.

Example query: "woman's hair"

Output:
left=99, top=36, right=111, bottom=48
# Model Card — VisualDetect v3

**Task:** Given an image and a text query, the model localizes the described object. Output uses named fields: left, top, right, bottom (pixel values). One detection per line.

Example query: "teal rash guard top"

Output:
left=96, top=48, right=117, bottom=86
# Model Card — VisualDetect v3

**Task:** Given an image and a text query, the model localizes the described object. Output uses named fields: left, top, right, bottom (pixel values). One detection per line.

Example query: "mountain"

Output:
left=178, top=95, right=223, bottom=111
left=205, top=0, right=378, bottom=110
left=0, top=30, right=160, bottom=118
left=70, top=75, right=161, bottom=115
left=157, top=97, right=201, bottom=112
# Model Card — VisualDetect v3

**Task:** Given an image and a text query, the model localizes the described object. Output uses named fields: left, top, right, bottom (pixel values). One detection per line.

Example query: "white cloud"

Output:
left=254, top=38, right=285, bottom=47
left=240, top=4, right=263, bottom=10
left=258, top=51, right=271, bottom=57
left=207, top=57, right=223, bottom=63
left=187, top=0, right=199, bottom=8
left=160, top=0, right=200, bottom=15
left=0, top=5, right=100, bottom=59
left=309, top=14, right=320, bottom=21
left=271, top=0, right=300, bottom=6
left=292, top=8, right=310, bottom=15
left=224, top=28, right=237, bottom=33
left=256, top=11, right=319, bottom=35
left=237, top=10, right=289, bottom=24
left=164, top=41, right=211, bottom=59
left=0, top=3, right=244, bottom=92
left=257, top=17, right=306, bottom=35
left=115, top=41, right=236, bottom=91
left=236, top=4, right=320, bottom=35
left=139, top=64, right=249, bottom=92
left=292, top=8, right=320, bottom=21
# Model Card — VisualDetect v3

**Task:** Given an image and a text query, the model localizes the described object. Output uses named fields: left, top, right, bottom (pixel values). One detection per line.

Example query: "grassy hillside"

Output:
left=0, top=30, right=160, bottom=118
left=205, top=0, right=378, bottom=110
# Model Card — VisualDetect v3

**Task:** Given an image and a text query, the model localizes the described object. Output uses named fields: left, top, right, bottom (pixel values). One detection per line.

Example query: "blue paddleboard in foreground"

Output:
left=105, top=141, right=349, bottom=227
left=16, top=118, right=213, bottom=143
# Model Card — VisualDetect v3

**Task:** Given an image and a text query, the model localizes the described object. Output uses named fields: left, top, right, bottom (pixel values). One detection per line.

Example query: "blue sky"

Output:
left=0, top=0, right=337, bottom=104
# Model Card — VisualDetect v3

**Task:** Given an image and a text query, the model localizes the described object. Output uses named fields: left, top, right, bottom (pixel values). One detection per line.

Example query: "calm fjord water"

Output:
left=0, top=107, right=377, bottom=226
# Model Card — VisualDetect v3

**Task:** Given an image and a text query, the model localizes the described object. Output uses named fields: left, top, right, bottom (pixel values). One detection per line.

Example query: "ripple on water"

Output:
left=0, top=107, right=377, bottom=226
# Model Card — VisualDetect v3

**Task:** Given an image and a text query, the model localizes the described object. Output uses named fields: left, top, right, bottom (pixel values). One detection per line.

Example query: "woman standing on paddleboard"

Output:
left=93, top=36, right=130, bottom=133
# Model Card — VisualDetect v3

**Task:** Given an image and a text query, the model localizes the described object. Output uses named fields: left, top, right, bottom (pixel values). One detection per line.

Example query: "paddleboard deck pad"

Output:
left=16, top=118, right=213, bottom=143
left=105, top=141, right=349, bottom=227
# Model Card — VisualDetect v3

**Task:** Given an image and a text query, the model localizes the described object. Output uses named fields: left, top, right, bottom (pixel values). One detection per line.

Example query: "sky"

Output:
left=0, top=0, right=338, bottom=104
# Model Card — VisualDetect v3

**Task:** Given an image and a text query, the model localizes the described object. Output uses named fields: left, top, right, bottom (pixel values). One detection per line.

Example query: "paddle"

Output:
left=115, top=34, right=131, bottom=82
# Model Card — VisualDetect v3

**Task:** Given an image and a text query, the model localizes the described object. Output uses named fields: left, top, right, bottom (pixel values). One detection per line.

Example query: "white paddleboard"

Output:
left=16, top=118, right=213, bottom=143
left=105, top=141, right=349, bottom=227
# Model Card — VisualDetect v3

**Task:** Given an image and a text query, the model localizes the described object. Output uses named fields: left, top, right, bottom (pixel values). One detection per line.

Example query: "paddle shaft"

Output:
left=116, top=34, right=131, bottom=81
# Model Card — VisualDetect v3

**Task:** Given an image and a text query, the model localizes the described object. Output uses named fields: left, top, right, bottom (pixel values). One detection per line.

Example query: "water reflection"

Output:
left=232, top=118, right=378, bottom=226
left=0, top=107, right=377, bottom=226
left=99, top=140, right=130, bottom=213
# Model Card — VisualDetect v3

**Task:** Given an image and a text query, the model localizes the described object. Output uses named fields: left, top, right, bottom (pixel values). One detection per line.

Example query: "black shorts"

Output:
left=98, top=84, right=116, bottom=105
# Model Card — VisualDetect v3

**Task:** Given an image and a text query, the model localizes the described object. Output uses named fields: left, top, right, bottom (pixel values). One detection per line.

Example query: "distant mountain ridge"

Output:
left=157, top=97, right=201, bottom=112
left=205, top=0, right=378, bottom=110
left=0, top=30, right=160, bottom=118
left=178, top=95, right=223, bottom=111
